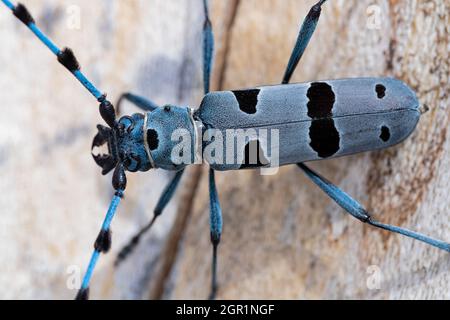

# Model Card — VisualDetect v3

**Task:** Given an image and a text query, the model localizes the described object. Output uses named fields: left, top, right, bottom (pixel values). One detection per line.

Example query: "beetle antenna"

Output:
left=76, top=164, right=127, bottom=300
left=1, top=0, right=117, bottom=122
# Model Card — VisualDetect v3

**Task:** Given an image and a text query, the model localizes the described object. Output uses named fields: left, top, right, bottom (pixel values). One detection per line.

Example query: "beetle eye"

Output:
left=122, top=157, right=132, bottom=168
left=131, top=154, right=142, bottom=168
left=118, top=116, right=136, bottom=134
left=123, top=153, right=142, bottom=172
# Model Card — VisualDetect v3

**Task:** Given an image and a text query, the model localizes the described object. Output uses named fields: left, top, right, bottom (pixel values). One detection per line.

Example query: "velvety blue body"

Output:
left=4, top=0, right=449, bottom=301
left=197, top=77, right=420, bottom=171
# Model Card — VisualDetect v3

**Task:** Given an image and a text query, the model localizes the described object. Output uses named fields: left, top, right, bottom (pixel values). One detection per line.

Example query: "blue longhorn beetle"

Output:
left=2, top=0, right=449, bottom=300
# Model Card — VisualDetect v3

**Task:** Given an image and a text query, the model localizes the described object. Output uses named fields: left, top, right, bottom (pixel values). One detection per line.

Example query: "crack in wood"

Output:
left=148, top=0, right=242, bottom=299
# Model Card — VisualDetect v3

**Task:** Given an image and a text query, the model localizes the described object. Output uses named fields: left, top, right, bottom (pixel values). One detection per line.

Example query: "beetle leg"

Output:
left=298, top=163, right=450, bottom=252
left=282, top=0, right=328, bottom=84
left=115, top=93, right=159, bottom=116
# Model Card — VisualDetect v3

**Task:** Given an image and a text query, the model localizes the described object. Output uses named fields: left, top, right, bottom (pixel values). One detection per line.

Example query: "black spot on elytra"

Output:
left=376, top=84, right=386, bottom=99
left=147, top=129, right=159, bottom=150
left=233, top=89, right=260, bottom=114
left=380, top=126, right=391, bottom=142
left=307, top=82, right=335, bottom=118
left=307, top=82, right=340, bottom=158
left=239, top=140, right=269, bottom=169
left=309, top=120, right=341, bottom=158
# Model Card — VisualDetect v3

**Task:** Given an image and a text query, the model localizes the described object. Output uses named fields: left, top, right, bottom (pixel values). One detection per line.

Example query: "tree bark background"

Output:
left=0, top=0, right=448, bottom=300
left=0, top=0, right=205, bottom=299
left=167, top=0, right=450, bottom=299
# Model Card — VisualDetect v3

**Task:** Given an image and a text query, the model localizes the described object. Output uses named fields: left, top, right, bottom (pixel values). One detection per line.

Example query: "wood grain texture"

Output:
left=0, top=0, right=205, bottom=299
left=1, top=0, right=448, bottom=300
left=168, top=0, right=450, bottom=299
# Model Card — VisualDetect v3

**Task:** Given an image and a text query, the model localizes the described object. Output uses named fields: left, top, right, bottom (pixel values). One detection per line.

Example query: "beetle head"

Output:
left=92, top=112, right=152, bottom=175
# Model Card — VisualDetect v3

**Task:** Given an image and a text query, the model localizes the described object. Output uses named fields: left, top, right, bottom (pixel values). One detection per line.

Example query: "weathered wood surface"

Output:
left=167, top=0, right=450, bottom=299
left=0, top=0, right=205, bottom=299
left=0, top=0, right=449, bottom=300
